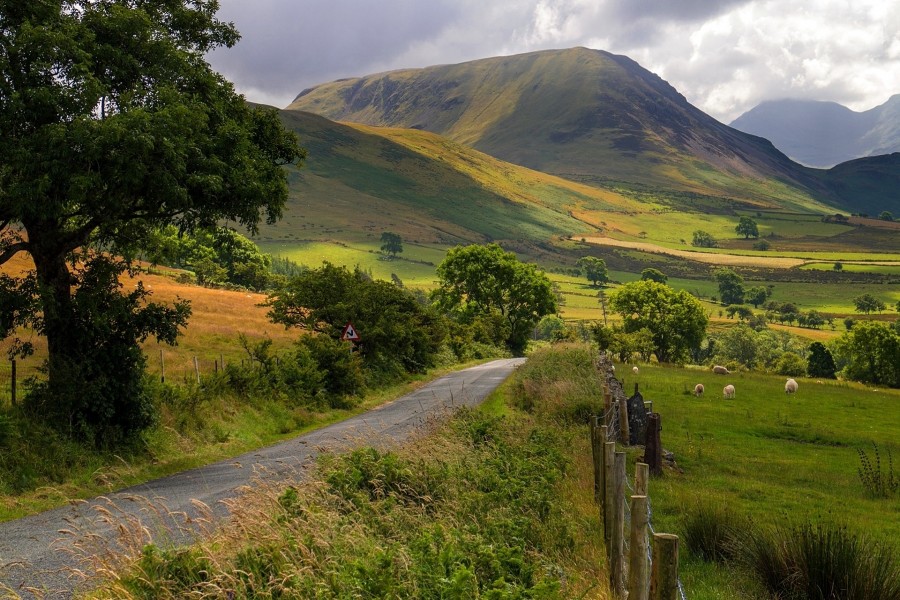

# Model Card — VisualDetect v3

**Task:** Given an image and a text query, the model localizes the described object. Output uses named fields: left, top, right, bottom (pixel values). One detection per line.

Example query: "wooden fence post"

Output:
left=10, top=358, right=16, bottom=407
left=645, top=413, right=663, bottom=476
left=193, top=356, right=201, bottom=384
left=599, top=425, right=608, bottom=510
left=159, top=349, right=165, bottom=383
left=603, top=441, right=616, bottom=542
left=603, top=386, right=613, bottom=429
left=618, top=398, right=630, bottom=445
left=650, top=533, right=679, bottom=600
left=635, top=462, right=650, bottom=496
left=628, top=495, right=650, bottom=600
left=591, top=416, right=604, bottom=504
left=610, top=451, right=626, bottom=597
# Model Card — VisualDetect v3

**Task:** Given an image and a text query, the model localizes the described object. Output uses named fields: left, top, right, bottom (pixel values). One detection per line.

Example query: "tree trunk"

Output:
left=30, top=242, right=76, bottom=391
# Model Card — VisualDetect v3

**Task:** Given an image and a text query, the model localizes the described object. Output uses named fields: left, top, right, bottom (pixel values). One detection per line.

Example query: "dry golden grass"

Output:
left=0, top=254, right=297, bottom=382
left=582, top=237, right=808, bottom=268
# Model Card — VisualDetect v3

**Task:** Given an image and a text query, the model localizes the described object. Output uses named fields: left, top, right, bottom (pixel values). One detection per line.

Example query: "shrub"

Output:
left=775, top=352, right=807, bottom=377
left=857, top=442, right=898, bottom=499
left=807, top=342, right=836, bottom=378
left=736, top=521, right=900, bottom=600
left=681, top=499, right=748, bottom=563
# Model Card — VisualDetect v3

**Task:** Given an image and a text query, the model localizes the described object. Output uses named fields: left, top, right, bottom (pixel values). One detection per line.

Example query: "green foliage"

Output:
left=712, top=325, right=807, bottom=371
left=736, top=522, right=900, bottom=600
left=379, top=231, right=403, bottom=258
left=857, top=442, right=898, bottom=499
left=775, top=352, right=807, bottom=377
left=692, top=230, right=718, bottom=248
left=879, top=211, right=894, bottom=221
left=752, top=239, right=771, bottom=251
left=434, top=244, right=557, bottom=355
left=832, top=320, right=900, bottom=387
left=511, top=343, right=605, bottom=422
left=640, top=267, right=668, bottom=283
left=122, top=545, right=212, bottom=598
left=118, top=408, right=575, bottom=598
left=853, top=293, right=886, bottom=314
left=681, top=500, right=748, bottom=563
left=745, top=286, right=768, bottom=308
left=268, top=263, right=446, bottom=377
left=714, top=268, right=745, bottom=305
left=0, top=0, right=303, bottom=439
left=833, top=261, right=844, bottom=271
left=576, top=256, right=609, bottom=286
left=25, top=257, right=190, bottom=447
left=807, top=342, right=837, bottom=379
left=609, top=280, right=708, bottom=363
left=736, top=215, right=760, bottom=239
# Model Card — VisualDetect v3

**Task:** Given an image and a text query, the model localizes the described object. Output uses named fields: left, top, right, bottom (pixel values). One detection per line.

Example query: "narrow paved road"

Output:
left=0, top=358, right=525, bottom=599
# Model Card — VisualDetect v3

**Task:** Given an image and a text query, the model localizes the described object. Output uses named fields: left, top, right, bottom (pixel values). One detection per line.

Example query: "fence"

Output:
left=591, top=353, right=687, bottom=600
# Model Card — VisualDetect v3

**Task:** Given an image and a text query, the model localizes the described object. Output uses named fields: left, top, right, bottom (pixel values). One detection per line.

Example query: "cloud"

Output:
left=208, top=0, right=900, bottom=121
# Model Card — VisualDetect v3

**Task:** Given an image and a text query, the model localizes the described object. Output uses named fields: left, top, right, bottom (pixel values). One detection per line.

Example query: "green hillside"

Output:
left=288, top=47, right=898, bottom=216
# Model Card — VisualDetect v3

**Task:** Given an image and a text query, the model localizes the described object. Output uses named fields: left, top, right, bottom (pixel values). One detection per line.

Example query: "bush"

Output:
left=681, top=499, right=748, bottom=563
left=775, top=352, right=807, bottom=377
left=736, top=522, right=900, bottom=600
left=511, top=343, right=604, bottom=423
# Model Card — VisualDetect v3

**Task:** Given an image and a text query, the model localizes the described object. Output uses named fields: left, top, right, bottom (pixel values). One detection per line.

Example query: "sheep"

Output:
left=611, top=365, right=615, bottom=372
left=785, top=379, right=798, bottom=394
left=723, top=384, right=735, bottom=399
left=632, top=366, right=640, bottom=375
left=712, top=365, right=730, bottom=375
left=694, top=383, right=704, bottom=397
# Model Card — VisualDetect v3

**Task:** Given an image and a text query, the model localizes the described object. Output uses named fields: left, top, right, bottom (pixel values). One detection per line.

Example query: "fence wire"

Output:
left=597, top=349, right=688, bottom=600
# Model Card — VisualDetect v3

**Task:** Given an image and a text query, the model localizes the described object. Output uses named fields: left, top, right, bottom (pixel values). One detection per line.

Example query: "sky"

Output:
left=206, top=0, right=900, bottom=124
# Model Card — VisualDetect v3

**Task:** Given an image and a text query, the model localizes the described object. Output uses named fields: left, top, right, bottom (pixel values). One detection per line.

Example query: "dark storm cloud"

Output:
left=207, top=0, right=461, bottom=104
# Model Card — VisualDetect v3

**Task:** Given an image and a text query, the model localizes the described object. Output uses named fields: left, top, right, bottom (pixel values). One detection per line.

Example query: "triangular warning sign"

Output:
left=341, top=322, right=360, bottom=342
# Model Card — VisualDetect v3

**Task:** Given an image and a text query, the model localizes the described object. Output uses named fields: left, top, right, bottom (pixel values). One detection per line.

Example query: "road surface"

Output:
left=0, top=358, right=524, bottom=599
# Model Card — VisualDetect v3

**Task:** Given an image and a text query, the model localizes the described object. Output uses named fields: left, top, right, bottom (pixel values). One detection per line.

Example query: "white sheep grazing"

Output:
left=785, top=379, right=798, bottom=394
left=712, top=365, right=730, bottom=375
left=632, top=366, right=640, bottom=375
left=611, top=365, right=616, bottom=372
left=694, top=383, right=704, bottom=397
left=723, top=384, right=735, bottom=399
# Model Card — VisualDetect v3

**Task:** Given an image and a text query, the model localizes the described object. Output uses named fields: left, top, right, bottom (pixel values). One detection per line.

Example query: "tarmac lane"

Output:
left=0, top=358, right=525, bottom=599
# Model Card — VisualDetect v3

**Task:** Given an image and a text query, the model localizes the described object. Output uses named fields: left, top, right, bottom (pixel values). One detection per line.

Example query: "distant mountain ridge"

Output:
left=287, top=47, right=899, bottom=216
left=730, top=96, right=900, bottom=168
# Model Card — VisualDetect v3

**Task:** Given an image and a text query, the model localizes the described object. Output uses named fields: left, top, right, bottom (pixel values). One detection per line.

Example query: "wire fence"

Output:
left=593, top=351, right=687, bottom=600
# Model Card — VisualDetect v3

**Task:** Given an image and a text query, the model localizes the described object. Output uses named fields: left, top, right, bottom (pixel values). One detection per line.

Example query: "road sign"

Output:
left=340, top=322, right=361, bottom=342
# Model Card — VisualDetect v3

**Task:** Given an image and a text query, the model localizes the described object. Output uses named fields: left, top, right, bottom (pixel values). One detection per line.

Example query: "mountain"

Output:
left=731, top=96, right=900, bottom=168
left=287, top=47, right=832, bottom=210
left=261, top=108, right=646, bottom=249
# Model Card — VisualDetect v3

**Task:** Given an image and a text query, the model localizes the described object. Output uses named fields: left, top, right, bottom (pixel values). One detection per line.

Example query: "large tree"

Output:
left=577, top=256, right=609, bottom=287
left=714, top=268, right=745, bottom=305
left=0, top=1, right=304, bottom=439
left=735, top=216, right=760, bottom=239
left=434, top=244, right=557, bottom=354
left=853, top=293, right=886, bottom=315
left=609, top=280, right=708, bottom=363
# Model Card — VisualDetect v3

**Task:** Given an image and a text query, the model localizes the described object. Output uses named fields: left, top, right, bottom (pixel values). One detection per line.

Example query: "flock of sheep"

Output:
left=624, top=364, right=798, bottom=398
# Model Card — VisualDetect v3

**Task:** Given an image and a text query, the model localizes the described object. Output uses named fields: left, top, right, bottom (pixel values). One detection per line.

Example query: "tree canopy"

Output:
left=0, top=1, right=304, bottom=442
left=380, top=232, right=403, bottom=259
left=434, top=244, right=557, bottom=355
left=577, top=256, right=609, bottom=287
left=714, top=268, right=745, bottom=305
left=267, top=263, right=445, bottom=375
left=832, top=321, right=900, bottom=387
left=692, top=230, right=717, bottom=248
left=735, top=216, right=760, bottom=239
left=640, top=268, right=667, bottom=283
left=608, top=280, right=708, bottom=363
left=853, top=293, right=886, bottom=315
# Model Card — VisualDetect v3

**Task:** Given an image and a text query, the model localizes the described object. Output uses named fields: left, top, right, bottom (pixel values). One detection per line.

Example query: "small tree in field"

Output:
left=735, top=216, right=760, bottom=239
left=807, top=342, right=836, bottom=378
left=854, top=293, right=886, bottom=315
left=692, top=230, right=718, bottom=248
left=640, top=268, right=668, bottom=283
left=577, top=256, right=609, bottom=287
left=380, top=232, right=403, bottom=259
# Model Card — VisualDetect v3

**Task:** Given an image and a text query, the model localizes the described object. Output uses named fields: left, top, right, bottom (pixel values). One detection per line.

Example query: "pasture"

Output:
left=611, top=363, right=900, bottom=596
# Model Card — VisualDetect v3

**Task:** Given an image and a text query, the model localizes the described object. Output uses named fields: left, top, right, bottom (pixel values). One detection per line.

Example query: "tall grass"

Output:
left=87, top=405, right=603, bottom=598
